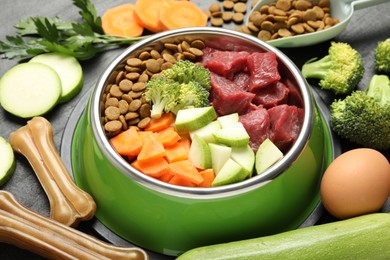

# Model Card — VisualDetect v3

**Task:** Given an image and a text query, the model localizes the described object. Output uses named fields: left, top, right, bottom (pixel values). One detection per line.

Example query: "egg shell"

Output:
left=320, top=148, right=390, bottom=219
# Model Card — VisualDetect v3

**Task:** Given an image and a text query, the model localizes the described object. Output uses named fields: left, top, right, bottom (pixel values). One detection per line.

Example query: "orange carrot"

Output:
left=102, top=4, right=144, bottom=37
left=134, top=0, right=173, bottom=33
left=198, top=169, right=215, bottom=188
left=169, top=175, right=196, bottom=187
left=137, top=130, right=154, bottom=145
left=168, top=160, right=204, bottom=185
left=144, top=112, right=175, bottom=132
left=131, top=157, right=169, bottom=178
left=164, top=138, right=190, bottom=163
left=159, top=1, right=208, bottom=31
left=137, top=134, right=166, bottom=162
left=158, top=170, right=174, bottom=183
left=157, top=127, right=181, bottom=147
left=109, top=127, right=143, bottom=157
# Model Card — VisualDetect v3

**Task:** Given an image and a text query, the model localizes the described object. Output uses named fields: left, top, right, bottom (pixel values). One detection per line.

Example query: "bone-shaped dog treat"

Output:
left=0, top=191, right=148, bottom=260
left=9, top=117, right=96, bottom=227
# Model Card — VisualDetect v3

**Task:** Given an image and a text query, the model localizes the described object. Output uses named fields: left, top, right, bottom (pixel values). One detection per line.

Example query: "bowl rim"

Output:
left=89, top=27, right=315, bottom=198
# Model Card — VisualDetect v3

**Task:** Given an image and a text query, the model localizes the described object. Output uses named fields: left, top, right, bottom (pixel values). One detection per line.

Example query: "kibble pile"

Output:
left=206, top=0, right=339, bottom=42
left=102, top=39, right=206, bottom=137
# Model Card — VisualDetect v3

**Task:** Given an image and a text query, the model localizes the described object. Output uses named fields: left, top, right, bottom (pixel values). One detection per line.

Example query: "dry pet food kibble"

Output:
left=208, top=0, right=249, bottom=27
left=239, top=0, right=339, bottom=41
left=102, top=39, right=206, bottom=138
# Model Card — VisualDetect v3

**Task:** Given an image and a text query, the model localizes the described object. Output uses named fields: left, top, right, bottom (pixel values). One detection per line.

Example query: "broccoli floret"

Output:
left=302, top=42, right=364, bottom=95
left=144, top=76, right=181, bottom=119
left=171, top=81, right=210, bottom=115
left=144, top=60, right=212, bottom=118
left=375, top=38, right=390, bottom=74
left=330, top=74, right=390, bottom=150
left=161, top=59, right=211, bottom=90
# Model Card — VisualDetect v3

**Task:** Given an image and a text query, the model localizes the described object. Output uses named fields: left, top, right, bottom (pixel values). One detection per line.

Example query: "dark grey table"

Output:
left=1, top=0, right=389, bottom=259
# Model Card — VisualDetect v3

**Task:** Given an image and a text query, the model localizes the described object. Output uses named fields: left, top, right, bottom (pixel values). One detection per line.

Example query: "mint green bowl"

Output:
left=71, top=27, right=333, bottom=256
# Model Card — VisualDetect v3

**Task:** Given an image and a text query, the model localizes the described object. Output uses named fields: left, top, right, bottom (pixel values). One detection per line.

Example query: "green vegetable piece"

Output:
left=212, top=122, right=250, bottom=147
left=177, top=213, right=390, bottom=260
left=145, top=60, right=211, bottom=118
left=217, top=113, right=239, bottom=128
left=231, top=144, right=255, bottom=178
left=144, top=77, right=181, bottom=119
left=375, top=38, right=390, bottom=74
left=208, top=143, right=232, bottom=175
left=0, top=62, right=62, bottom=118
left=0, top=0, right=146, bottom=60
left=30, top=52, right=83, bottom=103
left=302, top=42, right=364, bottom=95
left=0, top=137, right=15, bottom=186
left=161, top=59, right=211, bottom=90
left=255, top=138, right=283, bottom=175
left=190, top=120, right=221, bottom=143
left=212, top=158, right=247, bottom=187
left=330, top=74, right=390, bottom=150
left=171, top=81, right=210, bottom=115
left=175, top=106, right=217, bottom=132
left=189, top=134, right=212, bottom=170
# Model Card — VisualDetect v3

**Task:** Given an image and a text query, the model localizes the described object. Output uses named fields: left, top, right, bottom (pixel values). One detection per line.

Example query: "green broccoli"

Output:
left=144, top=60, right=211, bottom=118
left=171, top=81, right=210, bottom=115
left=302, top=42, right=364, bottom=95
left=144, top=77, right=181, bottom=119
left=330, top=74, right=390, bottom=150
left=161, top=59, right=211, bottom=90
left=375, top=38, right=390, bottom=74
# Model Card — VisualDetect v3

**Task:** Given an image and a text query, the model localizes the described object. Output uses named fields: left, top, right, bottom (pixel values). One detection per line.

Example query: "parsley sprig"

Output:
left=0, top=0, right=147, bottom=60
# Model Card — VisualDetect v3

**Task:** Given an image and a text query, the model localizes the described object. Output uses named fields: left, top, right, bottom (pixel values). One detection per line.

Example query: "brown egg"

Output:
left=320, top=148, right=390, bottom=219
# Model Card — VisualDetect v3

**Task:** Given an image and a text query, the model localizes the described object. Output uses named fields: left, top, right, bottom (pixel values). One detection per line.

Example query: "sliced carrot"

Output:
left=102, top=4, right=144, bottom=37
left=137, top=130, right=154, bottom=145
left=158, top=170, right=174, bottom=183
left=164, top=138, right=190, bottom=163
left=169, top=175, right=196, bottom=187
left=168, top=160, right=204, bottom=185
left=134, top=0, right=173, bottom=33
left=198, top=169, right=215, bottom=188
left=131, top=157, right=169, bottom=178
left=159, top=1, right=208, bottom=31
left=137, top=134, right=166, bottom=162
left=157, top=127, right=181, bottom=147
left=144, top=112, right=175, bottom=132
left=109, top=127, right=143, bottom=157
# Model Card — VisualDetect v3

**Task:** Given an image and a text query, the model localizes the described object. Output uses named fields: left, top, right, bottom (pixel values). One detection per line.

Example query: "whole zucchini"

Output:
left=177, top=213, right=390, bottom=260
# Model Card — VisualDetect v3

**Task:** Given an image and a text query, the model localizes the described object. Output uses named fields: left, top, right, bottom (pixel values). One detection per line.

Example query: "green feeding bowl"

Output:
left=70, top=27, right=334, bottom=256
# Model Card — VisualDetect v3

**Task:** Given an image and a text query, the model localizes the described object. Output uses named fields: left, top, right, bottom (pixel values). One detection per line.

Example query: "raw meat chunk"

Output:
left=247, top=52, right=281, bottom=92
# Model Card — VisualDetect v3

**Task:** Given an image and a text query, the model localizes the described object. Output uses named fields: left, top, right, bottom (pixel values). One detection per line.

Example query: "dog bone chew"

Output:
left=9, top=116, right=96, bottom=227
left=0, top=191, right=148, bottom=259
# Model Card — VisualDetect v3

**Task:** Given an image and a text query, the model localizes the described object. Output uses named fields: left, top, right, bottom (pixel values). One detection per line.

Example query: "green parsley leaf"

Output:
left=72, top=0, right=103, bottom=34
left=0, top=0, right=146, bottom=60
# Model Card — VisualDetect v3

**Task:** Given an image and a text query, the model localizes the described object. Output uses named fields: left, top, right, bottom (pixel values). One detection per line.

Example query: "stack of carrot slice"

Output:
left=110, top=112, right=215, bottom=188
left=102, top=0, right=208, bottom=37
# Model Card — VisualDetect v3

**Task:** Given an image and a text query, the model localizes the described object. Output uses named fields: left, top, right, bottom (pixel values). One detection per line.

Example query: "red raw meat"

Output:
left=239, top=106, right=271, bottom=151
left=200, top=47, right=217, bottom=64
left=247, top=52, right=281, bottom=92
left=210, top=72, right=255, bottom=116
left=233, top=72, right=250, bottom=91
left=252, top=81, right=290, bottom=108
left=267, top=104, right=303, bottom=152
left=204, top=50, right=249, bottom=80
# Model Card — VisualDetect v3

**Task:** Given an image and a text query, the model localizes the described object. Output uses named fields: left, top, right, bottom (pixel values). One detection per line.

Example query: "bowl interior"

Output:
left=90, top=27, right=315, bottom=197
